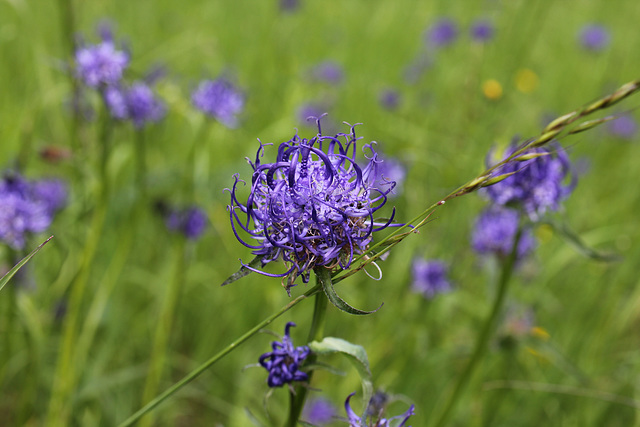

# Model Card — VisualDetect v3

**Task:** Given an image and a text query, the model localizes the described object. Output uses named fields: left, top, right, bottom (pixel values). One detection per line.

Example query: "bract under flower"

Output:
left=344, top=392, right=414, bottom=427
left=226, top=120, right=398, bottom=290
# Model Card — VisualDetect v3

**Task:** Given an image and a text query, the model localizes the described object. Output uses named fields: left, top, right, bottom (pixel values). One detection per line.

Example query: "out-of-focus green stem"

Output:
left=431, top=229, right=521, bottom=427
left=139, top=237, right=186, bottom=427
left=117, top=285, right=320, bottom=427
left=135, top=129, right=148, bottom=205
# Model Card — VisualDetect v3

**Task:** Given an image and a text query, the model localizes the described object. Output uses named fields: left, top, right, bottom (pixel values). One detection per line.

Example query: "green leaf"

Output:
left=315, top=267, right=382, bottom=315
left=220, top=255, right=263, bottom=286
left=0, top=236, right=53, bottom=293
left=309, top=337, right=373, bottom=414
left=544, top=220, right=621, bottom=262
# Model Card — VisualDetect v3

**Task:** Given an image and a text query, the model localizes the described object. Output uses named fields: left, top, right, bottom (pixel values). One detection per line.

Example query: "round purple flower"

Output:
left=344, top=392, right=414, bottom=427
left=425, top=18, right=458, bottom=48
left=75, top=27, right=129, bottom=88
left=165, top=206, right=208, bottom=240
left=303, top=398, right=337, bottom=425
left=411, top=259, right=452, bottom=299
left=259, top=322, right=310, bottom=388
left=482, top=141, right=576, bottom=221
left=579, top=24, right=611, bottom=52
left=470, top=19, right=495, bottom=42
left=226, top=121, right=399, bottom=288
left=105, top=82, right=165, bottom=128
left=608, top=114, right=638, bottom=140
left=379, top=89, right=400, bottom=111
left=471, top=207, right=536, bottom=260
left=311, top=61, right=345, bottom=85
left=191, top=78, right=245, bottom=127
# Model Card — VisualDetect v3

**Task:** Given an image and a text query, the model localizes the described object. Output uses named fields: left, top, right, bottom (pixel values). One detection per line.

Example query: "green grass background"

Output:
left=1, top=0, right=640, bottom=425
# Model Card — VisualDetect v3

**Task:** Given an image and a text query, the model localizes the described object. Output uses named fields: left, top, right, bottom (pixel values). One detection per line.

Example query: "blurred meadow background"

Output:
left=2, top=0, right=640, bottom=426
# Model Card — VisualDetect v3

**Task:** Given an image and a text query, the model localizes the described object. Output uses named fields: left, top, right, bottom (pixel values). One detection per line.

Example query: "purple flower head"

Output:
left=311, top=61, right=345, bottom=85
left=579, top=24, right=611, bottom=52
left=482, top=141, right=576, bottom=221
left=411, top=259, right=452, bottom=299
left=344, top=392, right=414, bottom=427
left=379, top=89, right=401, bottom=111
left=425, top=18, right=458, bottom=48
left=226, top=120, right=400, bottom=290
left=608, top=114, right=638, bottom=140
left=471, top=207, right=536, bottom=260
left=165, top=206, right=208, bottom=240
left=105, top=82, right=165, bottom=128
left=75, top=26, right=129, bottom=88
left=303, top=398, right=337, bottom=425
left=470, top=19, right=495, bottom=42
left=259, top=322, right=310, bottom=388
left=0, top=174, right=66, bottom=250
left=191, top=78, right=245, bottom=127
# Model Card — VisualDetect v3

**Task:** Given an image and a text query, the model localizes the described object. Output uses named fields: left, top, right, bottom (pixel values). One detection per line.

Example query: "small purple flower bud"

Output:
left=303, top=398, right=337, bottom=425
left=608, top=114, right=638, bottom=140
left=411, top=259, right=452, bottom=299
left=165, top=206, right=208, bottom=240
left=310, top=61, right=345, bottom=85
left=470, top=19, right=495, bottom=42
left=75, top=27, right=129, bottom=88
left=104, top=81, right=165, bottom=128
left=579, top=24, right=611, bottom=52
left=379, top=89, right=401, bottom=111
left=482, top=141, right=576, bottom=221
left=226, top=121, right=402, bottom=288
left=471, top=207, right=536, bottom=260
left=344, top=392, right=415, bottom=427
left=425, top=18, right=458, bottom=48
left=191, top=78, right=245, bottom=127
left=259, top=322, right=310, bottom=388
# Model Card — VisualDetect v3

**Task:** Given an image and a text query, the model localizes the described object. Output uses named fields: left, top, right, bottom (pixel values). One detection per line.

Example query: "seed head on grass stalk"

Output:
left=226, top=118, right=401, bottom=294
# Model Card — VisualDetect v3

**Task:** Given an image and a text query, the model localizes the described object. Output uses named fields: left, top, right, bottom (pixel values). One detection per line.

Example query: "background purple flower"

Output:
left=471, top=207, right=536, bottom=260
left=425, top=18, right=458, bottom=48
left=482, top=141, right=576, bottom=220
left=165, top=206, right=208, bottom=240
left=75, top=28, right=129, bottom=88
left=302, top=398, right=337, bottom=425
left=470, top=19, right=495, bottom=42
left=379, top=89, right=401, bottom=110
left=608, top=114, right=638, bottom=140
left=411, top=259, right=452, bottom=299
left=191, top=78, right=245, bottom=127
left=310, top=61, right=345, bottom=85
left=579, top=24, right=611, bottom=51
left=259, top=322, right=310, bottom=387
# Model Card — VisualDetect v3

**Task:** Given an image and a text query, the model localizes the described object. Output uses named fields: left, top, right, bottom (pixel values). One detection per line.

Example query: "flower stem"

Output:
left=135, top=129, right=148, bottom=206
left=287, top=276, right=328, bottom=427
left=117, top=285, right=320, bottom=427
left=431, top=229, right=521, bottom=427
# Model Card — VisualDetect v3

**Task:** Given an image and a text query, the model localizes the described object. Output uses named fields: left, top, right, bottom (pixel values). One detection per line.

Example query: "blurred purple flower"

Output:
left=259, top=322, right=310, bottom=388
left=192, top=78, right=245, bottom=127
left=579, top=24, right=611, bottom=52
left=104, top=82, right=165, bottom=128
left=403, top=54, right=433, bottom=84
left=311, top=61, right=345, bottom=85
left=370, top=156, right=406, bottom=198
left=608, top=114, right=638, bottom=140
left=379, top=89, right=400, bottom=111
left=470, top=19, right=495, bottom=42
left=425, top=18, right=458, bottom=48
left=165, top=206, right=208, bottom=240
left=471, top=207, right=536, bottom=260
left=0, top=174, right=67, bottom=250
left=280, top=0, right=299, bottom=11
left=482, top=141, right=576, bottom=220
left=75, top=26, right=129, bottom=88
left=411, top=259, right=452, bottom=299
left=344, top=392, right=414, bottom=427
left=303, top=398, right=337, bottom=425
left=226, top=121, right=400, bottom=289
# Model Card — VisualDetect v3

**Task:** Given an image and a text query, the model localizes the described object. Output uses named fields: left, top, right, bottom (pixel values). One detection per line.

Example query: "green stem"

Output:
left=186, top=120, right=211, bottom=201
left=117, top=285, right=320, bottom=427
left=431, top=229, right=521, bottom=427
left=135, top=130, right=147, bottom=206
left=287, top=281, right=328, bottom=427
left=139, top=237, right=186, bottom=427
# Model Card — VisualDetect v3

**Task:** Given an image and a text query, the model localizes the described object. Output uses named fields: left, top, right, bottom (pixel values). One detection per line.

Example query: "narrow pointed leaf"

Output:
left=309, top=337, right=373, bottom=414
left=0, top=236, right=53, bottom=293
left=544, top=220, right=621, bottom=262
left=315, top=267, right=382, bottom=315
left=221, top=255, right=263, bottom=286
